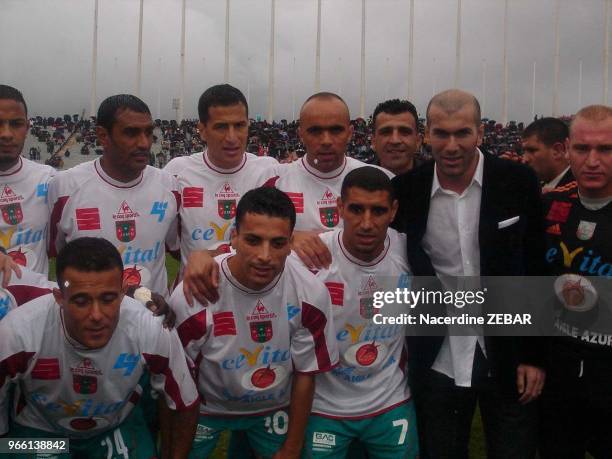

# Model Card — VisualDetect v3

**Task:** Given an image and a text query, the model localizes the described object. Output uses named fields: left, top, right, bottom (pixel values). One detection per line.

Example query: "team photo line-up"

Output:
left=0, top=82, right=610, bottom=459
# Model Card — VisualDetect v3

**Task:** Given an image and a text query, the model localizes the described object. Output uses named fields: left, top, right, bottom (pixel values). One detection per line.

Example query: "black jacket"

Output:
left=392, top=153, right=547, bottom=392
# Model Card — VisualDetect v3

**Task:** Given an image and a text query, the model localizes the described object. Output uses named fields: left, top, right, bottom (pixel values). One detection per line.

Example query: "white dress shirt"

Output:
left=543, top=166, right=570, bottom=191
left=422, top=149, right=486, bottom=387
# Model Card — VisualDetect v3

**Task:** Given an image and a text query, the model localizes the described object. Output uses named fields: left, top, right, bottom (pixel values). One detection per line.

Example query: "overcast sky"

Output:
left=1, top=0, right=609, bottom=122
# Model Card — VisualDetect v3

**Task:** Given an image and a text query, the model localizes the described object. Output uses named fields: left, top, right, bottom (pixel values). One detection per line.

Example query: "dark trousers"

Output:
left=412, top=369, right=538, bottom=459
left=539, top=343, right=612, bottom=459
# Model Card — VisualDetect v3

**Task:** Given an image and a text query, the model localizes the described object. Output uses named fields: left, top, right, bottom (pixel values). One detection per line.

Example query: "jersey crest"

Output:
left=116, top=220, right=136, bottom=242
left=358, top=276, right=379, bottom=319
left=250, top=321, right=273, bottom=343
left=359, top=297, right=377, bottom=319
left=217, top=200, right=237, bottom=220
left=576, top=220, right=596, bottom=241
left=1, top=203, right=23, bottom=225
left=71, top=358, right=101, bottom=394
left=246, top=300, right=276, bottom=343
left=215, top=183, right=240, bottom=220
left=317, top=189, right=339, bottom=228
left=113, top=201, right=139, bottom=242
left=319, top=207, right=340, bottom=228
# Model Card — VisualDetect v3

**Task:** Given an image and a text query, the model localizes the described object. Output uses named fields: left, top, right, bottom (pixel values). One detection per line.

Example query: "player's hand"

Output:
left=148, top=292, right=176, bottom=329
left=292, top=231, right=331, bottom=270
left=183, top=250, right=220, bottom=306
left=516, top=364, right=545, bottom=404
left=125, top=286, right=176, bottom=329
left=0, top=252, right=22, bottom=287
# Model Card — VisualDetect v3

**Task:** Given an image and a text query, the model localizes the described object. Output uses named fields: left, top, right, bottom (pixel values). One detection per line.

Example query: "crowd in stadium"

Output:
left=27, top=105, right=569, bottom=171
left=0, top=81, right=610, bottom=459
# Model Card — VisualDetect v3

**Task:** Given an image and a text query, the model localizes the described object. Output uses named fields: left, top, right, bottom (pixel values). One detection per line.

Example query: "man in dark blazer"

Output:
left=521, top=117, right=574, bottom=191
left=392, top=89, right=547, bottom=459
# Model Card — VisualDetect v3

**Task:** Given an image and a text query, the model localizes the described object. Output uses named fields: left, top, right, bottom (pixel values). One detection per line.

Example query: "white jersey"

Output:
left=308, top=228, right=411, bottom=418
left=0, top=157, right=54, bottom=275
left=164, top=151, right=274, bottom=266
left=0, top=266, right=57, bottom=321
left=48, top=159, right=180, bottom=296
left=171, top=253, right=339, bottom=416
left=0, top=294, right=198, bottom=438
left=270, top=157, right=393, bottom=232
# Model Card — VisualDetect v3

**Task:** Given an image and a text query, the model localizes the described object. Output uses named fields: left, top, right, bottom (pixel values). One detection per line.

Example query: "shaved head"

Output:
left=300, top=92, right=350, bottom=121
left=298, top=92, right=353, bottom=173
left=570, top=104, right=612, bottom=135
left=426, top=89, right=481, bottom=127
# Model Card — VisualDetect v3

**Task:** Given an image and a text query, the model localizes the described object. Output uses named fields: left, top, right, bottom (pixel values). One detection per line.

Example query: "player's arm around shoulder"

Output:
left=0, top=304, right=45, bottom=435
left=134, top=297, right=200, bottom=459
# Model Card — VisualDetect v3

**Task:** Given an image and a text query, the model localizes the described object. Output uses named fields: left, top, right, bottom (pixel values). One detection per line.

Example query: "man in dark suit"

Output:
left=521, top=117, right=574, bottom=191
left=392, top=89, right=547, bottom=458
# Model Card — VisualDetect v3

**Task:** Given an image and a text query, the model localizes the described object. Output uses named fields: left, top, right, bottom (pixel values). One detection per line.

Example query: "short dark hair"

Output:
left=96, top=94, right=150, bottom=132
left=341, top=166, right=395, bottom=202
left=198, top=84, right=248, bottom=123
left=235, top=187, right=296, bottom=232
left=56, top=237, right=124, bottom=289
left=0, top=85, right=27, bottom=116
left=372, top=99, right=419, bottom=130
left=522, top=117, right=569, bottom=146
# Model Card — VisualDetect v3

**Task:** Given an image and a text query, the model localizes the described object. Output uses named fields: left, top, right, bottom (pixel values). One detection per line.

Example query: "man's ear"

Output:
left=52, top=287, right=64, bottom=307
left=390, top=199, right=399, bottom=222
left=476, top=123, right=485, bottom=147
left=337, top=196, right=345, bottom=219
left=230, top=227, right=238, bottom=247
left=197, top=121, right=207, bottom=142
left=96, top=125, right=110, bottom=149
left=551, top=141, right=567, bottom=161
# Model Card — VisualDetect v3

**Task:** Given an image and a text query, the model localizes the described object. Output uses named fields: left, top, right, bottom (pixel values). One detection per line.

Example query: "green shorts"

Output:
left=304, top=402, right=418, bottom=459
left=189, top=409, right=288, bottom=459
left=7, top=405, right=157, bottom=459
